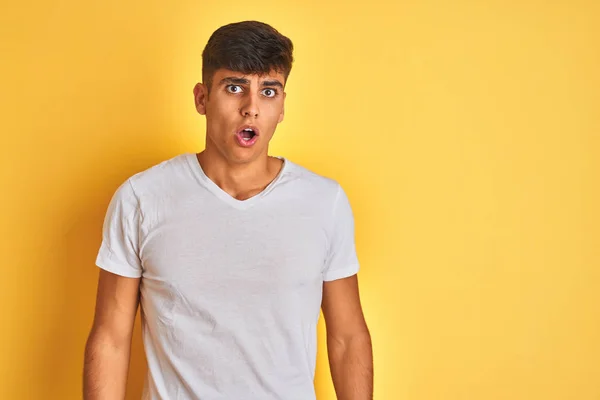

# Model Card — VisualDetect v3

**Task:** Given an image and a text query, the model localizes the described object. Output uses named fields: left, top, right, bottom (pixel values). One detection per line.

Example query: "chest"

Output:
left=139, top=203, right=329, bottom=291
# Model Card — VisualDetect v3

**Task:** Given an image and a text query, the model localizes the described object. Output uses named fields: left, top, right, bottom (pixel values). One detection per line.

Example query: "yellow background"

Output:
left=1, top=0, right=599, bottom=399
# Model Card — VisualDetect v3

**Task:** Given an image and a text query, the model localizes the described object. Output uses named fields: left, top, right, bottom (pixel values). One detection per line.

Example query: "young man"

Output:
left=84, top=21, right=373, bottom=399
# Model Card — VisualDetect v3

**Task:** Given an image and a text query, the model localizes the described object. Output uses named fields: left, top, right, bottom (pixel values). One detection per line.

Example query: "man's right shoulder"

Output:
left=125, top=153, right=192, bottom=194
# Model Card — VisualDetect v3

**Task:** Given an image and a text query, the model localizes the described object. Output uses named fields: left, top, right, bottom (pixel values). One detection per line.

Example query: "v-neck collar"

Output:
left=185, top=152, right=288, bottom=210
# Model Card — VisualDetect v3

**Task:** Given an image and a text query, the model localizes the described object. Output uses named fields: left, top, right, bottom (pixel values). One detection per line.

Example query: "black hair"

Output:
left=202, top=21, right=294, bottom=93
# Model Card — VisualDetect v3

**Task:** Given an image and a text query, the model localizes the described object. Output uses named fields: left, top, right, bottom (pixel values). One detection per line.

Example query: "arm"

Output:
left=83, top=269, right=141, bottom=399
left=322, top=274, right=373, bottom=399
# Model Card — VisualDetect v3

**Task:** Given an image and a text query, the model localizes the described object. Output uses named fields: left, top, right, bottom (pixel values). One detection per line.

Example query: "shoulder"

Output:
left=106, top=153, right=194, bottom=213
left=282, top=157, right=342, bottom=202
left=127, top=153, right=191, bottom=193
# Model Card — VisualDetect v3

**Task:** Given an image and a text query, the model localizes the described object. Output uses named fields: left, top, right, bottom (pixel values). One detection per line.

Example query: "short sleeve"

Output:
left=322, top=184, right=360, bottom=281
left=95, top=179, right=143, bottom=278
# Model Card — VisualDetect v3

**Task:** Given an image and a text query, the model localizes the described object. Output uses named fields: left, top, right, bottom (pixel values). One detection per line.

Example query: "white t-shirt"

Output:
left=95, top=152, right=360, bottom=399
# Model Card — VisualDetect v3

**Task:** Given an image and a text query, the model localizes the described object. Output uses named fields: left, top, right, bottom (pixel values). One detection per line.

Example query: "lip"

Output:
left=236, top=124, right=261, bottom=137
left=235, top=124, right=260, bottom=147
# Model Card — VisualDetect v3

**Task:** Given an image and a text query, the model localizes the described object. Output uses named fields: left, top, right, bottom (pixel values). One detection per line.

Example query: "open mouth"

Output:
left=240, top=128, right=257, bottom=141
left=235, top=126, right=260, bottom=146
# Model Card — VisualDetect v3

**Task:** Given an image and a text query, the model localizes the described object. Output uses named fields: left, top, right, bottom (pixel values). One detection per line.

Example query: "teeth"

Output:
left=243, top=128, right=253, bottom=132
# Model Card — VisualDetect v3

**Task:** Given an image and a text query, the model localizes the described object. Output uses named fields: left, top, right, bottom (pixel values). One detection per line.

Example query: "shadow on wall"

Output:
left=15, top=6, right=187, bottom=398
left=57, top=197, right=148, bottom=398
left=22, top=59, right=180, bottom=400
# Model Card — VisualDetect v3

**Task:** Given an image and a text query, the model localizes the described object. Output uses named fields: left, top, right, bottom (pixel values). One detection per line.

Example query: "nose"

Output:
left=239, top=93, right=259, bottom=118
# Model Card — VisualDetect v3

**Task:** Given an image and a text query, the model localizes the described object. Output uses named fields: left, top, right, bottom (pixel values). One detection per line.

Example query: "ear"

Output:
left=193, top=83, right=208, bottom=115
left=278, top=91, right=286, bottom=123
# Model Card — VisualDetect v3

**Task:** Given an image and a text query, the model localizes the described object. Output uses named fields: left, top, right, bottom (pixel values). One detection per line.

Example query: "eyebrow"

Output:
left=219, top=77, right=284, bottom=89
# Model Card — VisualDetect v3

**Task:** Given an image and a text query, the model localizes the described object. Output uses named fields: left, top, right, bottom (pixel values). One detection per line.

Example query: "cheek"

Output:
left=206, top=100, right=237, bottom=128
left=208, top=97, right=236, bottom=116
left=264, top=100, right=284, bottom=119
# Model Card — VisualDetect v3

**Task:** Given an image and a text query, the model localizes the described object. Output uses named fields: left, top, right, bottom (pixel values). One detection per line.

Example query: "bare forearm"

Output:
left=328, top=333, right=374, bottom=400
left=83, top=330, right=132, bottom=400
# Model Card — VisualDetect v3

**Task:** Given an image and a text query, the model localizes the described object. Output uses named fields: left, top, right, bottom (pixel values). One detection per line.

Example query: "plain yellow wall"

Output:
left=1, top=0, right=599, bottom=399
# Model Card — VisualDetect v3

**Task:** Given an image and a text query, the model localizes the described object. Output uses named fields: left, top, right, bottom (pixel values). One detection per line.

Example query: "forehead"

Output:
left=212, top=68, right=285, bottom=84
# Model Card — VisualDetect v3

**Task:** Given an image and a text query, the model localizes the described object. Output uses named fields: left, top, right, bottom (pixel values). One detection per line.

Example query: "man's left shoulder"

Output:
left=284, top=158, right=341, bottom=195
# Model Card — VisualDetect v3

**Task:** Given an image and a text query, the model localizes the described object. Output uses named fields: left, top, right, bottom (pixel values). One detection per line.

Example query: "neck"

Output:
left=195, top=147, right=283, bottom=201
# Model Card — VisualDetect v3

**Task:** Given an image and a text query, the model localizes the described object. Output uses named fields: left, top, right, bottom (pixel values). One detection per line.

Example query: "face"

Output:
left=193, top=68, right=286, bottom=164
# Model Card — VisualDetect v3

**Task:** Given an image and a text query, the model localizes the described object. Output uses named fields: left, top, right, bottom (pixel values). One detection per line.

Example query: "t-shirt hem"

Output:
left=96, top=260, right=142, bottom=278
left=322, top=263, right=360, bottom=282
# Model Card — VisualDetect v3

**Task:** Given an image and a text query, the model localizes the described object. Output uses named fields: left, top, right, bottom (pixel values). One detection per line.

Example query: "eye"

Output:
left=262, top=88, right=277, bottom=98
left=226, top=85, right=243, bottom=94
